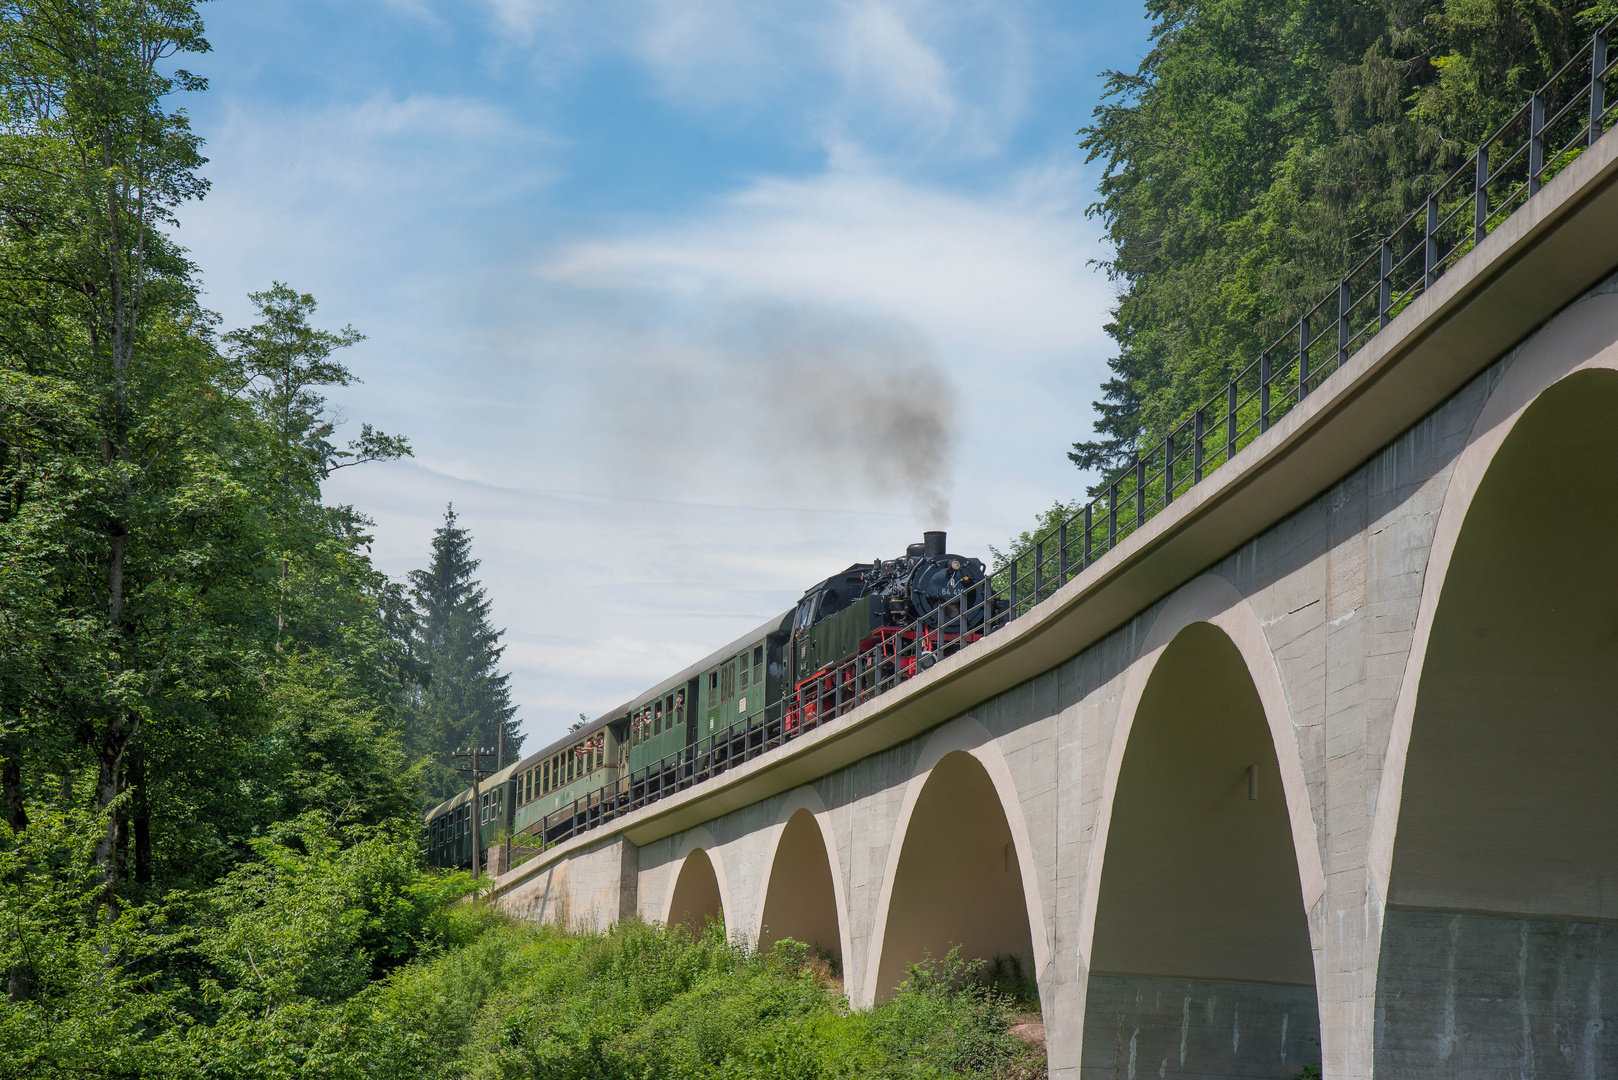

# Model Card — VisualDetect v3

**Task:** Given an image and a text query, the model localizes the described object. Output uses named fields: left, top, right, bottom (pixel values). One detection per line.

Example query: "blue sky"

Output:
left=179, top=0, right=1156, bottom=752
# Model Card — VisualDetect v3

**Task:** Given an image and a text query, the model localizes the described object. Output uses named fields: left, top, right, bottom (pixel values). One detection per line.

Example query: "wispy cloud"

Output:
left=840, top=2, right=956, bottom=122
left=475, top=0, right=1028, bottom=157
left=544, top=162, right=1109, bottom=357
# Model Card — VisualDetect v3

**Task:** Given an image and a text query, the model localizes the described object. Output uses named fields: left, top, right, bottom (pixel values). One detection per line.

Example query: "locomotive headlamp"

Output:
left=919, top=650, right=937, bottom=670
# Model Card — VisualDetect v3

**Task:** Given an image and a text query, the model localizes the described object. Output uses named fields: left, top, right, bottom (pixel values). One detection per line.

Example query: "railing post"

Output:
left=1379, top=240, right=1392, bottom=327
left=1474, top=146, right=1490, bottom=245
left=1058, top=519, right=1068, bottom=581
left=1336, top=278, right=1350, bottom=368
left=1134, top=456, right=1146, bottom=526
left=1164, top=430, right=1174, bottom=504
left=1529, top=90, right=1545, bottom=195
left=1008, top=555, right=1018, bottom=610
left=1193, top=408, right=1205, bottom=483
left=1108, top=481, right=1118, bottom=549
left=1225, top=381, right=1238, bottom=463
left=1298, top=314, right=1311, bottom=400
left=1034, top=539, right=1044, bottom=600
left=1259, top=351, right=1272, bottom=432
left=1593, top=30, right=1609, bottom=147
left=1423, top=195, right=1439, bottom=289
left=1083, top=502, right=1093, bottom=567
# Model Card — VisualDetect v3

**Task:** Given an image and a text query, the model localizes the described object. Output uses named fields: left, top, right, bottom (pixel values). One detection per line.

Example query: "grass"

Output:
left=367, top=915, right=1048, bottom=1080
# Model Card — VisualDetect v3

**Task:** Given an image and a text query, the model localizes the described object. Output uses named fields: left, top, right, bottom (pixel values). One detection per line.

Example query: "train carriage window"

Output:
left=708, top=670, right=718, bottom=700
left=666, top=694, right=676, bottom=727
left=654, top=701, right=663, bottom=735
left=739, top=654, right=750, bottom=691
left=753, top=645, right=764, bottom=682
left=721, top=661, right=735, bottom=703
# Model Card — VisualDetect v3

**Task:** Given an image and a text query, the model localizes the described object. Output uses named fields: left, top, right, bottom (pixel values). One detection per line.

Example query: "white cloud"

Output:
left=181, top=90, right=555, bottom=331
left=474, top=0, right=1026, bottom=157
left=840, top=2, right=956, bottom=122
left=544, top=163, right=1110, bottom=358
left=376, top=0, right=441, bottom=24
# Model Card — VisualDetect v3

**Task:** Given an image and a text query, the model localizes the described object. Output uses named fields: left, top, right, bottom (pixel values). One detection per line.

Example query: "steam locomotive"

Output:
left=425, top=531, right=1000, bottom=871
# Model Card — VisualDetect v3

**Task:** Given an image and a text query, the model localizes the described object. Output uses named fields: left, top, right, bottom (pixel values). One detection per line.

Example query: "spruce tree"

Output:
left=408, top=506, right=521, bottom=801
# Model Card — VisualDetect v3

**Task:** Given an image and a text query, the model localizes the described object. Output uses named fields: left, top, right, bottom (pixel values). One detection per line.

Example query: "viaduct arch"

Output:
left=861, top=716, right=1049, bottom=1008
left=1079, top=580, right=1325, bottom=1079
left=753, top=789, right=851, bottom=967
left=1369, top=295, right=1618, bottom=1076
left=661, top=826, right=732, bottom=935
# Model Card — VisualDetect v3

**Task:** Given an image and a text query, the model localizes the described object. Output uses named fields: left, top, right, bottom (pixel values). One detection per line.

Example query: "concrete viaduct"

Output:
left=490, top=123, right=1618, bottom=1079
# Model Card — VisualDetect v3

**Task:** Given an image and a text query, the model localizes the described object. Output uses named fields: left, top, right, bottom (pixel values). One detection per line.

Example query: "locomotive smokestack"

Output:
left=923, top=531, right=946, bottom=558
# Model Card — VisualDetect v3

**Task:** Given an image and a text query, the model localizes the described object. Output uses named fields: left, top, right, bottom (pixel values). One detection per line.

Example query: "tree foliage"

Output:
left=407, top=505, right=521, bottom=802
left=1070, top=0, right=1611, bottom=477
left=0, top=0, right=426, bottom=938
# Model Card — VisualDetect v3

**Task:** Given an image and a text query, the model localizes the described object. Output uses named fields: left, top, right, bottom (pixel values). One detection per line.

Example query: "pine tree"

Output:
left=407, top=506, right=521, bottom=801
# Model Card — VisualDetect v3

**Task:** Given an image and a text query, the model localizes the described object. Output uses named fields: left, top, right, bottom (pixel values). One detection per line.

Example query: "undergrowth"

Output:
left=369, top=915, right=1047, bottom=1080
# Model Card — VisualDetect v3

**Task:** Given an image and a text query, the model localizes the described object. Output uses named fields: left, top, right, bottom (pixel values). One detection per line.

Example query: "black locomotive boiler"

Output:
left=784, top=530, right=1001, bottom=726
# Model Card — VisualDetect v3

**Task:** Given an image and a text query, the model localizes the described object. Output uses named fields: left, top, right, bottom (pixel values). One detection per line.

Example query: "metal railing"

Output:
left=505, top=17, right=1618, bottom=864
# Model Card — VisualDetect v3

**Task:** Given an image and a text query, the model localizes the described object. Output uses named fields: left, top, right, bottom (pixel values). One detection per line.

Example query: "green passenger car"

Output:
left=423, top=765, right=517, bottom=871
left=424, top=610, right=795, bottom=866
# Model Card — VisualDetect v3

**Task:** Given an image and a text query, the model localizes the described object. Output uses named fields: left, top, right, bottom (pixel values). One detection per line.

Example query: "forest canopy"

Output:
left=1070, top=0, right=1618, bottom=477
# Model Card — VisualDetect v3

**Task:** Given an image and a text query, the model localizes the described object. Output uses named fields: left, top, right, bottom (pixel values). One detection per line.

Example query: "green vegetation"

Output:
left=4, top=808, right=1043, bottom=1079
left=371, top=920, right=1046, bottom=1080
left=1070, top=0, right=1618, bottom=479
left=408, top=505, right=524, bottom=802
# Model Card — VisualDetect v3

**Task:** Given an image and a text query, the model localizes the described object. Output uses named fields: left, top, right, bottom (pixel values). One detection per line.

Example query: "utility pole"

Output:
left=451, top=745, right=495, bottom=886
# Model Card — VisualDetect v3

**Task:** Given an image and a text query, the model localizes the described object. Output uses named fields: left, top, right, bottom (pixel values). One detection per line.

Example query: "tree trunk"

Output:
left=3, top=735, right=29, bottom=1003
left=93, top=724, right=128, bottom=917
left=130, top=749, right=150, bottom=886
left=1, top=735, right=23, bottom=833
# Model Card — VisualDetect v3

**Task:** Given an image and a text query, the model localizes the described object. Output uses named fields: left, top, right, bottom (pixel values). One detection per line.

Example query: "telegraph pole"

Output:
left=451, top=745, right=495, bottom=885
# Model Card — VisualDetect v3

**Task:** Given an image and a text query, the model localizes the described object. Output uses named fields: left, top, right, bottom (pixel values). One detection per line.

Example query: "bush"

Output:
left=365, top=920, right=1044, bottom=1080
left=1, top=812, right=1042, bottom=1079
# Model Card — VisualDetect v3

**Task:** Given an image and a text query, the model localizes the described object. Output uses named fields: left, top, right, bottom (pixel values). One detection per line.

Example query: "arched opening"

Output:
left=873, top=750, right=1035, bottom=1000
left=757, top=809, right=842, bottom=964
left=1377, top=370, right=1618, bottom=1077
left=1084, top=622, right=1319, bottom=1079
left=667, top=847, right=724, bottom=935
